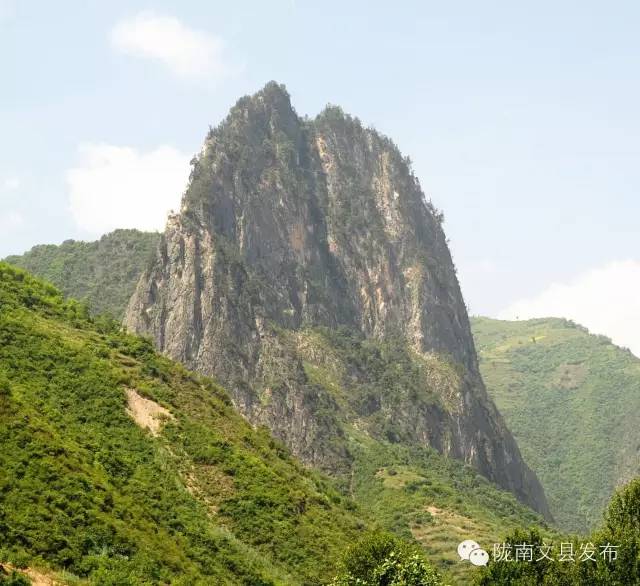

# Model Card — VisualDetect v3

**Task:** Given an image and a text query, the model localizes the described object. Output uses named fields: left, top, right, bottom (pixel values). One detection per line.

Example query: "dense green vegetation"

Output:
left=472, top=317, right=640, bottom=533
left=0, top=263, right=559, bottom=585
left=7, top=257, right=638, bottom=583
left=4, top=229, right=160, bottom=319
left=289, top=327, right=552, bottom=584
left=475, top=478, right=640, bottom=585
left=0, top=567, right=29, bottom=585
left=0, top=262, right=371, bottom=585
left=348, top=436, right=550, bottom=585
left=330, top=532, right=443, bottom=586
left=292, top=326, right=459, bottom=443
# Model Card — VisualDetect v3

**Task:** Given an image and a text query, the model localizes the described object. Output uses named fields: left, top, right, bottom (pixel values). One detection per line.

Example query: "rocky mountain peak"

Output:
left=125, top=82, right=551, bottom=518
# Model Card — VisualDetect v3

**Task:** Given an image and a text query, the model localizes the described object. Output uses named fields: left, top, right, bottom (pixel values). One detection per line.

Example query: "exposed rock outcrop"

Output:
left=125, top=82, right=550, bottom=518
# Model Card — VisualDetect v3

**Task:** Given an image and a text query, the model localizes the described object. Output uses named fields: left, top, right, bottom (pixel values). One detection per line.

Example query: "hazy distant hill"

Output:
left=472, top=316, right=640, bottom=533
left=4, top=229, right=160, bottom=320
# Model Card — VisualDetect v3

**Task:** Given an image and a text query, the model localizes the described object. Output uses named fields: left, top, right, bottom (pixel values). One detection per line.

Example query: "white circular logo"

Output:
left=469, top=548, right=490, bottom=566
left=457, top=539, right=481, bottom=561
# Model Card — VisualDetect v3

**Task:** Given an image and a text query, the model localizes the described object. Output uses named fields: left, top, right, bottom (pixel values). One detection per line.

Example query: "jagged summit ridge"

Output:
left=178, top=83, right=466, bottom=358
left=125, top=82, right=551, bottom=518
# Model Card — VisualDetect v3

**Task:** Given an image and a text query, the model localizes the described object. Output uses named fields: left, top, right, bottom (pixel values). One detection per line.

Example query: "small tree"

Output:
left=606, top=478, right=640, bottom=536
left=596, top=478, right=640, bottom=584
left=476, top=480, right=640, bottom=585
left=331, top=531, right=443, bottom=586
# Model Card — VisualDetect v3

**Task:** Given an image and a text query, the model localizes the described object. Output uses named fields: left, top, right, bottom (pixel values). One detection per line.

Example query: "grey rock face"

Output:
left=125, top=82, right=550, bottom=517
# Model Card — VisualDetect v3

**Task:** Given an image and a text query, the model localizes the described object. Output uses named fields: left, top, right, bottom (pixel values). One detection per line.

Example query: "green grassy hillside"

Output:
left=4, top=230, right=160, bottom=320
left=0, top=263, right=554, bottom=585
left=0, top=262, right=369, bottom=585
left=472, top=316, right=640, bottom=534
left=475, top=478, right=640, bottom=585
left=287, top=327, right=552, bottom=584
left=349, top=439, right=552, bottom=585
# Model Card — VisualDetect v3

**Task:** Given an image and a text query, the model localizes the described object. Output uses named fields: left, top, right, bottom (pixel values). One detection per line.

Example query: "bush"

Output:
left=331, top=532, right=443, bottom=585
left=0, top=570, right=30, bottom=586
left=475, top=479, right=640, bottom=585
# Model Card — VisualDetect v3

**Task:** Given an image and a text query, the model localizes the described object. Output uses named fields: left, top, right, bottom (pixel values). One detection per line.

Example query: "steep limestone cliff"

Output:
left=125, top=82, right=550, bottom=518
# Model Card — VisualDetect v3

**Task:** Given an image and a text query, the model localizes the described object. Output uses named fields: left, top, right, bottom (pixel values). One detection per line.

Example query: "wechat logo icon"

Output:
left=457, top=539, right=489, bottom=566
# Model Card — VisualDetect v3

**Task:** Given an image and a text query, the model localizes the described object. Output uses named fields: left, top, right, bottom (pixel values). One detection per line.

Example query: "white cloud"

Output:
left=111, top=12, right=232, bottom=80
left=66, top=143, right=190, bottom=235
left=2, top=177, right=20, bottom=191
left=499, top=260, right=640, bottom=356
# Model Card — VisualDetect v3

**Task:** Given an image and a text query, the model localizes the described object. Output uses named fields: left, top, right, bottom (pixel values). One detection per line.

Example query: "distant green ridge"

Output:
left=472, top=316, right=640, bottom=533
left=4, top=229, right=160, bottom=320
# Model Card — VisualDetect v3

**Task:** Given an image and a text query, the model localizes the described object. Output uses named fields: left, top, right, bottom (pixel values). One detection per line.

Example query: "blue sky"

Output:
left=2, top=1, right=640, bottom=351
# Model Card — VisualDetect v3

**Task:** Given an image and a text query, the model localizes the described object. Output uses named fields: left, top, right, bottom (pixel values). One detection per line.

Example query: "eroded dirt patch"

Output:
left=125, top=388, right=174, bottom=436
left=1, top=563, right=62, bottom=586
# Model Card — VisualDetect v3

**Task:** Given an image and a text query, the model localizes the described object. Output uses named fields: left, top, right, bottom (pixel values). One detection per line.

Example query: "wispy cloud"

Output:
left=2, top=176, right=20, bottom=192
left=0, top=0, right=16, bottom=23
left=499, top=260, right=640, bottom=356
left=110, top=12, right=235, bottom=81
left=66, top=143, right=190, bottom=235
